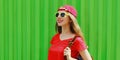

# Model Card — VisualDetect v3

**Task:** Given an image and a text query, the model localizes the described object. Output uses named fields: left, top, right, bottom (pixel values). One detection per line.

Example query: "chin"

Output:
left=58, top=24, right=63, bottom=26
left=57, top=23, right=64, bottom=26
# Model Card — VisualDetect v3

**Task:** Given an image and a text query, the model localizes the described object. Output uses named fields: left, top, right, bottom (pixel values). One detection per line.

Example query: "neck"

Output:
left=61, top=24, right=72, bottom=35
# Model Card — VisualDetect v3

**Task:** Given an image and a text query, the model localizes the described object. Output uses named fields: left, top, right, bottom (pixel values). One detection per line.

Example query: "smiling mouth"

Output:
left=57, top=19, right=63, bottom=23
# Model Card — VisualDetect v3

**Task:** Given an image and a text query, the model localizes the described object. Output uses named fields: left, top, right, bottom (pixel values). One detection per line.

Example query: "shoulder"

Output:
left=73, top=36, right=88, bottom=51
left=52, top=33, right=60, bottom=39
left=75, top=36, right=84, bottom=43
left=50, top=33, right=60, bottom=44
left=74, top=36, right=87, bottom=46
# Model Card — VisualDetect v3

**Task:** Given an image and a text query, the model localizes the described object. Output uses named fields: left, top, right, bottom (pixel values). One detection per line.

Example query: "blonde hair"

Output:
left=55, top=13, right=85, bottom=40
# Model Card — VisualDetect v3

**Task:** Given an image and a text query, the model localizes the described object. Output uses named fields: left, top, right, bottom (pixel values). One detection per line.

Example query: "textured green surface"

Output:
left=0, top=0, right=120, bottom=60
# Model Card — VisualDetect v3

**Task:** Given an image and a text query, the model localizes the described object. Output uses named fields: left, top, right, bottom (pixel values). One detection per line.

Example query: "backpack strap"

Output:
left=68, top=36, right=78, bottom=47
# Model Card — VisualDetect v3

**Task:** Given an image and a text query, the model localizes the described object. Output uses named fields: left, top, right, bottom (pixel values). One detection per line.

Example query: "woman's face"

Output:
left=56, top=11, right=71, bottom=26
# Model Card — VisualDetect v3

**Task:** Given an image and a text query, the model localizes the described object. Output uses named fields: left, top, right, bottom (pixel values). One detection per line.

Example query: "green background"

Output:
left=0, top=0, right=120, bottom=60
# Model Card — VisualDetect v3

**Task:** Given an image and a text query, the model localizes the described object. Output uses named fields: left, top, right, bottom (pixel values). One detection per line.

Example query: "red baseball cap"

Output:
left=58, top=5, right=77, bottom=18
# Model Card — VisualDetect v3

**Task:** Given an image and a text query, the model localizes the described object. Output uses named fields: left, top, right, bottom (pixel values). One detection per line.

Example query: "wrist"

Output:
left=66, top=55, right=72, bottom=60
left=66, top=56, right=77, bottom=60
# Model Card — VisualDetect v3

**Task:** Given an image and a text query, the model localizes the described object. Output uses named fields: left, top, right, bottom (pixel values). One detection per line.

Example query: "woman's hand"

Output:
left=64, top=47, right=71, bottom=57
left=64, top=47, right=77, bottom=60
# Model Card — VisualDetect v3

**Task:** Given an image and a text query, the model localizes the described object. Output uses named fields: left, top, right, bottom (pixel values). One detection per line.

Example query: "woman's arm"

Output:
left=68, top=49, right=92, bottom=60
left=66, top=55, right=77, bottom=60
left=64, top=47, right=92, bottom=60
left=79, top=49, right=92, bottom=60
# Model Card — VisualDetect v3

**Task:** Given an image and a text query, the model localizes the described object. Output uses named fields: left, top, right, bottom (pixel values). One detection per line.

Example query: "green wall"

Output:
left=0, top=0, right=120, bottom=60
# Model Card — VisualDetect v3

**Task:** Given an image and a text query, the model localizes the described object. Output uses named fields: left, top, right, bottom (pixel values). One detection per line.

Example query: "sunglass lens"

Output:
left=61, top=13, right=65, bottom=17
left=56, top=13, right=59, bottom=17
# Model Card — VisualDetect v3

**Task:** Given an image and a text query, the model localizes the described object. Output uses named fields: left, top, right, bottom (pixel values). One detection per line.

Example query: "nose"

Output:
left=57, top=15, right=61, bottom=18
left=57, top=17, right=61, bottom=19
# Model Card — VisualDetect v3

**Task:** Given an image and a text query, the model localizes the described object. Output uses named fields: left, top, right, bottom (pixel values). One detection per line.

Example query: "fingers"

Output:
left=66, top=47, right=70, bottom=50
left=64, top=47, right=71, bottom=56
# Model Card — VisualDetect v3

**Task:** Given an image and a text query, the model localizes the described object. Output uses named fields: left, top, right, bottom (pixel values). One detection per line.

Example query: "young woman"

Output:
left=48, top=5, right=92, bottom=60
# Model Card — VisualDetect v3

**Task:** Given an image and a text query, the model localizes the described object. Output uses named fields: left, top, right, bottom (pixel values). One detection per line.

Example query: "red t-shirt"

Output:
left=48, top=33, right=88, bottom=60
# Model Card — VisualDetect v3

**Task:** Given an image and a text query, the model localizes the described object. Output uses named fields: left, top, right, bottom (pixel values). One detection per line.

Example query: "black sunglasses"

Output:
left=55, top=13, right=67, bottom=17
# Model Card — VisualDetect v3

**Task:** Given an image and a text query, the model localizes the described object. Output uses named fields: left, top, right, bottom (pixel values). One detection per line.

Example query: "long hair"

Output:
left=55, top=13, right=85, bottom=40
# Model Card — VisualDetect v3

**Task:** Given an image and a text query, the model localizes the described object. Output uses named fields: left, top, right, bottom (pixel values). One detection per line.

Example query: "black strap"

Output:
left=64, top=36, right=78, bottom=60
left=68, top=36, right=78, bottom=47
left=66, top=36, right=93, bottom=60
